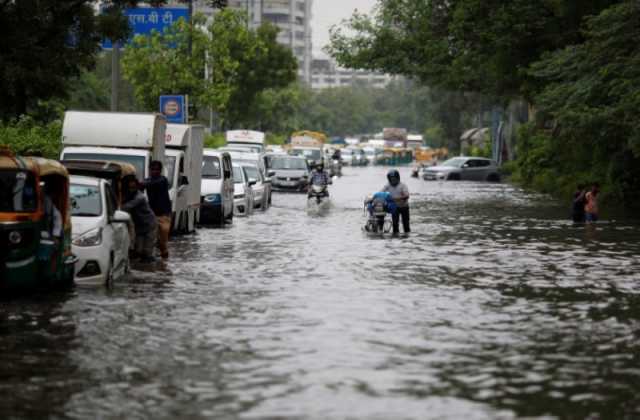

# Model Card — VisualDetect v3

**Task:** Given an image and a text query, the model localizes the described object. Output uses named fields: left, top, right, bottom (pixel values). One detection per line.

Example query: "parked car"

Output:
left=200, top=150, right=234, bottom=225
left=422, top=157, right=501, bottom=182
left=70, top=175, right=130, bottom=286
left=268, top=155, right=310, bottom=192
left=241, top=162, right=270, bottom=210
left=232, top=162, right=255, bottom=216
left=223, top=149, right=272, bottom=206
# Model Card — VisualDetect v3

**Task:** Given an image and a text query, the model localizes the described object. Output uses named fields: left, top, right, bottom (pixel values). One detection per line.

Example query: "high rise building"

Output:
left=193, top=0, right=313, bottom=83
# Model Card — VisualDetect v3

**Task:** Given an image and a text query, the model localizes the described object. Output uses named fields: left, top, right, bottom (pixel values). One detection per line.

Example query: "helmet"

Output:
left=316, top=162, right=324, bottom=171
left=387, top=169, right=400, bottom=186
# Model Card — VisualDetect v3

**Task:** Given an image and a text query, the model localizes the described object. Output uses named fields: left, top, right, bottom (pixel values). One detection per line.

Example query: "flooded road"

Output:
left=2, top=166, right=640, bottom=419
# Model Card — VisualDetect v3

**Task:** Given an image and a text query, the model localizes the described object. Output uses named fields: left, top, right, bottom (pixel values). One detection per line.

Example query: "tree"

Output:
left=122, top=10, right=297, bottom=128
left=0, top=0, right=226, bottom=120
left=328, top=0, right=619, bottom=101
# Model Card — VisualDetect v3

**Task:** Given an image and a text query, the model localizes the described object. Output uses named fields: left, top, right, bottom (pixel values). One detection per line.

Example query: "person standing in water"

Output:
left=382, top=169, right=410, bottom=234
left=571, top=184, right=587, bottom=223
left=584, top=182, right=600, bottom=223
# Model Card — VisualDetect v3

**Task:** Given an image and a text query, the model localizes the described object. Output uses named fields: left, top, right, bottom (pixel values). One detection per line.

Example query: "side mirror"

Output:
left=462, top=163, right=470, bottom=168
left=179, top=175, right=189, bottom=186
left=248, top=178, right=257, bottom=187
left=111, top=210, right=131, bottom=224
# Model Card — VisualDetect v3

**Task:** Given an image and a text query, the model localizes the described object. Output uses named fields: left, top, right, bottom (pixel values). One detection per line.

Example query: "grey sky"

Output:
left=312, top=0, right=377, bottom=57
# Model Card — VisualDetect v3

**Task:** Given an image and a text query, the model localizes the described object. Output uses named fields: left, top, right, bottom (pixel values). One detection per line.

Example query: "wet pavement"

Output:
left=2, top=166, right=640, bottom=419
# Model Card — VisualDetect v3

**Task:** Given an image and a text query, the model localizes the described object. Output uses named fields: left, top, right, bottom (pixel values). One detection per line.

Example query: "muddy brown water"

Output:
left=1, top=166, right=639, bottom=419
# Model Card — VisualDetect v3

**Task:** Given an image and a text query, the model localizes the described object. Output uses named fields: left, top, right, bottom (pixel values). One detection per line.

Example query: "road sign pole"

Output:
left=111, top=44, right=120, bottom=111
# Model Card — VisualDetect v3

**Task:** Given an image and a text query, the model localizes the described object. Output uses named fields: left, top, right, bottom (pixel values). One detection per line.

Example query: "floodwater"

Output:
left=2, top=166, right=640, bottom=419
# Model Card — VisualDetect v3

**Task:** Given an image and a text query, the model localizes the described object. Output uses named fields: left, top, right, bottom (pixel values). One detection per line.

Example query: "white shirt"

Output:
left=382, top=182, right=410, bottom=207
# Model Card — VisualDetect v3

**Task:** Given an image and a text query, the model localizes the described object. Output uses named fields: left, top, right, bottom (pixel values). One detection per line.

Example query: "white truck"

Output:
left=165, top=124, right=204, bottom=233
left=225, top=130, right=265, bottom=153
left=61, top=111, right=166, bottom=181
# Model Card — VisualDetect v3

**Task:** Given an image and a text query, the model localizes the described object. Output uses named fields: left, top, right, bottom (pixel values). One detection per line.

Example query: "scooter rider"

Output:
left=382, top=169, right=410, bottom=234
left=308, top=161, right=331, bottom=196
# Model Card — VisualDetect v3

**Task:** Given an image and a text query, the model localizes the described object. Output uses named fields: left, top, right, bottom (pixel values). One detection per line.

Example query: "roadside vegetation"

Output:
left=329, top=0, right=640, bottom=207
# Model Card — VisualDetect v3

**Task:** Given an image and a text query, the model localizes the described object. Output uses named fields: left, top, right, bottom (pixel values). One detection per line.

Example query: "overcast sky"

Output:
left=312, top=0, right=377, bottom=57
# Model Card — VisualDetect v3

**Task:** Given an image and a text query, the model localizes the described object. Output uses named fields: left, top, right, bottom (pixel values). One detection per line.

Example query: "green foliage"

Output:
left=204, top=133, right=226, bottom=149
left=0, top=116, right=62, bottom=159
left=328, top=0, right=618, bottom=99
left=0, top=0, right=222, bottom=120
left=122, top=10, right=297, bottom=128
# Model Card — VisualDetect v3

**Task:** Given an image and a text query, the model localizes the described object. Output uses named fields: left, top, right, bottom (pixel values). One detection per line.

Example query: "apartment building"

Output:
left=310, top=58, right=395, bottom=90
left=193, top=0, right=313, bottom=83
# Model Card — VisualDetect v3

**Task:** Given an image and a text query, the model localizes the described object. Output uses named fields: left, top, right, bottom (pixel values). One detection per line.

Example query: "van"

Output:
left=200, top=150, right=234, bottom=225
left=225, top=130, right=265, bottom=153
left=165, top=124, right=204, bottom=233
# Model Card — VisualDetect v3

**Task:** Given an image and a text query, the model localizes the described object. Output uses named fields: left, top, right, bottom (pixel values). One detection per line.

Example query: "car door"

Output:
left=222, top=155, right=233, bottom=217
left=460, top=159, right=479, bottom=181
left=102, top=182, right=121, bottom=270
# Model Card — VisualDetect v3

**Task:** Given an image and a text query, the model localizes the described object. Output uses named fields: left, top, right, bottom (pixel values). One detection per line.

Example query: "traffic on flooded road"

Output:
left=2, top=165, right=640, bottom=419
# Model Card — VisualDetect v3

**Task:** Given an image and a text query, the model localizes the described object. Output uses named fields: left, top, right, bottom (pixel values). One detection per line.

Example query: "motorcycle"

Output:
left=308, top=183, right=329, bottom=205
left=329, top=159, right=342, bottom=177
left=364, top=199, right=392, bottom=234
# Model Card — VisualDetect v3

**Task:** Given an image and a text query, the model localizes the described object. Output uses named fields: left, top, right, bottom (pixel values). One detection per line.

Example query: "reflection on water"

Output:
left=1, top=166, right=640, bottom=418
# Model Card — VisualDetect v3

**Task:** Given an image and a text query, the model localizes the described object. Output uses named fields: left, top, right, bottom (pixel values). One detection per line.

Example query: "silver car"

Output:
left=423, top=157, right=501, bottom=182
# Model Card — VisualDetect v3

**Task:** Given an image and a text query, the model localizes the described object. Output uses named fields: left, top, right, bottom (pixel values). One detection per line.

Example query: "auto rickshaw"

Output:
left=0, top=148, right=76, bottom=293
left=61, top=160, right=137, bottom=207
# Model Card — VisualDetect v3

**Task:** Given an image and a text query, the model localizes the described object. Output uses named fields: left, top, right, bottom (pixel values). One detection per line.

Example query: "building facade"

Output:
left=194, top=0, right=313, bottom=83
left=310, top=58, right=395, bottom=90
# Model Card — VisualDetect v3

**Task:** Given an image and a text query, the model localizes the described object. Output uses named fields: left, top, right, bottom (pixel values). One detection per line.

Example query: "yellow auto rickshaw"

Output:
left=0, top=148, right=76, bottom=293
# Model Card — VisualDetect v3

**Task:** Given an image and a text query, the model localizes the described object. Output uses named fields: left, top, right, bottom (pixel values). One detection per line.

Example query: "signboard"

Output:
left=102, top=7, right=189, bottom=50
left=160, top=95, right=186, bottom=124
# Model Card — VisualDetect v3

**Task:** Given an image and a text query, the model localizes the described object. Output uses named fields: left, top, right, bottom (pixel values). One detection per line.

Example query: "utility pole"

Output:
left=110, top=44, right=120, bottom=111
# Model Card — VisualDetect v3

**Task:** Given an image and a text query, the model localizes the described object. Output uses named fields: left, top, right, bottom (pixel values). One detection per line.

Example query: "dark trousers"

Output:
left=392, top=207, right=410, bottom=233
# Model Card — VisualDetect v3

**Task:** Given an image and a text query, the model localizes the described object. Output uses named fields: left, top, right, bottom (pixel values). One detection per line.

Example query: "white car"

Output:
left=70, top=176, right=131, bottom=285
left=241, top=162, right=270, bottom=210
left=232, top=163, right=255, bottom=216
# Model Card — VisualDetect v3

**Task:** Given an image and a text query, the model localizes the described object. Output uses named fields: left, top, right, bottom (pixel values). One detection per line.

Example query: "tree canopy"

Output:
left=0, top=0, right=226, bottom=120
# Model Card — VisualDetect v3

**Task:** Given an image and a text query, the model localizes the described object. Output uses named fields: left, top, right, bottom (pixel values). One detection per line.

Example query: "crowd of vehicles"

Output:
left=1, top=116, right=502, bottom=293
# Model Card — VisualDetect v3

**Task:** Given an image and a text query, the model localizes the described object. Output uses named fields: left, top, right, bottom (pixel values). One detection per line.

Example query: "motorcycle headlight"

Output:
left=73, top=227, right=102, bottom=247
left=204, top=194, right=221, bottom=203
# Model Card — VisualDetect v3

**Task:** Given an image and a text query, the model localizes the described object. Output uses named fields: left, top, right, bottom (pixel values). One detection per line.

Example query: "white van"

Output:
left=200, top=150, right=234, bottom=225
left=165, top=124, right=204, bottom=233
left=60, top=111, right=166, bottom=181
left=225, top=130, right=265, bottom=153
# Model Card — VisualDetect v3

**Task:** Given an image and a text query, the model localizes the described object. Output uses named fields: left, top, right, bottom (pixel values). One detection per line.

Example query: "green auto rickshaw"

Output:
left=0, top=148, right=76, bottom=293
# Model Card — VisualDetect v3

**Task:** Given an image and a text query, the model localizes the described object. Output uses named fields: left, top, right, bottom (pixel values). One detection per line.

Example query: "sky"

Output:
left=311, top=0, right=377, bottom=57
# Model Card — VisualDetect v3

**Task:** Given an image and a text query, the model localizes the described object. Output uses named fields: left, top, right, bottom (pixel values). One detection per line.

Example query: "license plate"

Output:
left=281, top=181, right=296, bottom=186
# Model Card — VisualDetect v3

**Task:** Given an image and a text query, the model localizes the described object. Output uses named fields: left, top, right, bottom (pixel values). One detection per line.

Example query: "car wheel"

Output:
left=219, top=209, right=225, bottom=226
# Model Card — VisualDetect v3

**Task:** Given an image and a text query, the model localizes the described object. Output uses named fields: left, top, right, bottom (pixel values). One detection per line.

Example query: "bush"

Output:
left=0, top=116, right=62, bottom=159
left=204, top=132, right=226, bottom=149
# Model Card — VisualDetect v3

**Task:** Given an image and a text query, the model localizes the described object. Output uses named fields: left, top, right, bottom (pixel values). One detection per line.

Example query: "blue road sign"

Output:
left=160, top=95, right=187, bottom=124
left=102, top=7, right=189, bottom=50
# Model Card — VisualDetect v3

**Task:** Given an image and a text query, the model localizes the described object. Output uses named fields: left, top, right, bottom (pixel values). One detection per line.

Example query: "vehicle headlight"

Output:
left=203, top=194, right=221, bottom=203
left=234, top=193, right=245, bottom=199
left=8, top=230, right=22, bottom=245
left=73, top=227, right=102, bottom=247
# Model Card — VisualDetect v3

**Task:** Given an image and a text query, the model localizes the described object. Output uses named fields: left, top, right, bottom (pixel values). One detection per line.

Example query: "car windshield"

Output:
left=232, top=166, right=244, bottom=184
left=441, top=158, right=468, bottom=168
left=70, top=184, right=102, bottom=217
left=0, top=170, right=38, bottom=212
left=243, top=165, right=260, bottom=182
left=164, top=155, right=176, bottom=187
left=271, top=157, right=307, bottom=170
left=202, top=156, right=221, bottom=179
left=64, top=153, right=145, bottom=180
